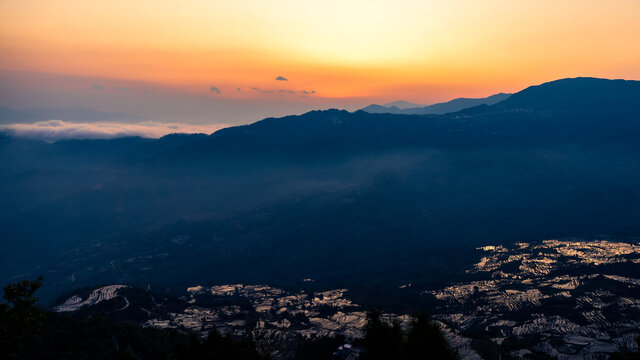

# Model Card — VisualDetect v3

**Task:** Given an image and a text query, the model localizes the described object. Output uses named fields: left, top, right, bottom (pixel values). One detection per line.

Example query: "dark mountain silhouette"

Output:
left=1, top=77, right=640, bottom=303
left=492, top=77, right=640, bottom=113
left=361, top=93, right=510, bottom=115
left=168, top=77, right=638, bottom=162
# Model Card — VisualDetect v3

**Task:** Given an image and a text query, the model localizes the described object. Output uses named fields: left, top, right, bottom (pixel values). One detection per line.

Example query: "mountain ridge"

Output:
left=2, top=76, right=640, bottom=306
left=361, top=93, right=511, bottom=115
left=492, top=77, right=640, bottom=113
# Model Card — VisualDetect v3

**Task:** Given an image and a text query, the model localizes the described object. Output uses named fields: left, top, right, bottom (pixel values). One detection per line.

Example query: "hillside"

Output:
left=0, top=77, right=639, bottom=307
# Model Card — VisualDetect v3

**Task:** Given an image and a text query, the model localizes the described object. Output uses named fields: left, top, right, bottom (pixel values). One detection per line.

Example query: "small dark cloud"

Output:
left=275, top=76, right=288, bottom=81
left=302, top=90, right=309, bottom=95
left=236, top=88, right=242, bottom=91
left=210, top=86, right=221, bottom=94
left=91, top=84, right=104, bottom=90
left=116, top=86, right=131, bottom=92
left=251, top=87, right=275, bottom=94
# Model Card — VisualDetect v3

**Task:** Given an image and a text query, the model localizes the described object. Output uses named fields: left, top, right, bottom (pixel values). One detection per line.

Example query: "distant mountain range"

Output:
left=0, top=106, right=145, bottom=124
left=1, top=77, right=640, bottom=306
left=361, top=93, right=511, bottom=115
left=382, top=100, right=426, bottom=109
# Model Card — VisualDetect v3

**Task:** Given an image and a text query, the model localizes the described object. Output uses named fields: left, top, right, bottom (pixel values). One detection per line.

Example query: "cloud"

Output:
left=275, top=76, right=288, bottom=81
left=250, top=86, right=316, bottom=97
left=91, top=84, right=104, bottom=90
left=251, top=86, right=274, bottom=94
left=116, top=86, right=131, bottom=92
left=0, top=120, right=229, bottom=141
left=209, top=86, right=221, bottom=94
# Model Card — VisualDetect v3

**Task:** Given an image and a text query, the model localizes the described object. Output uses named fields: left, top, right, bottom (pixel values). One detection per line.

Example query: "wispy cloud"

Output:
left=91, top=84, right=104, bottom=90
left=209, top=86, right=221, bottom=94
left=251, top=86, right=315, bottom=97
left=251, top=86, right=272, bottom=94
left=275, top=76, right=288, bottom=81
left=0, top=120, right=228, bottom=141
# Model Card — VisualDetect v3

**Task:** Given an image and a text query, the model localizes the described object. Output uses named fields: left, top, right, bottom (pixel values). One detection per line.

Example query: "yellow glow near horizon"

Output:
left=1, top=0, right=639, bottom=101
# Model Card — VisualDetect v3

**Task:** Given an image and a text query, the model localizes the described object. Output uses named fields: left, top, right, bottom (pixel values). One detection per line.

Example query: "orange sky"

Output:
left=1, top=0, right=639, bottom=123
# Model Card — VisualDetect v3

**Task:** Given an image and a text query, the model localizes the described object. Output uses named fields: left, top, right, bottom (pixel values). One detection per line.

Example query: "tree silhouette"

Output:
left=609, top=336, right=640, bottom=360
left=173, top=329, right=267, bottom=360
left=360, top=309, right=403, bottom=360
left=405, top=314, right=456, bottom=360
left=360, top=309, right=456, bottom=360
left=0, top=276, right=44, bottom=359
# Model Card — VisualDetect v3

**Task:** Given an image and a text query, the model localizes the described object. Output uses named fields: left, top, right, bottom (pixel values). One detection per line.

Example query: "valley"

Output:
left=53, top=238, right=640, bottom=359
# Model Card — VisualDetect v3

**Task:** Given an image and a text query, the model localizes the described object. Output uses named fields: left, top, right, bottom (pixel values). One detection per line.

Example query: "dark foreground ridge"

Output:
left=33, top=238, right=640, bottom=359
left=1, top=278, right=458, bottom=360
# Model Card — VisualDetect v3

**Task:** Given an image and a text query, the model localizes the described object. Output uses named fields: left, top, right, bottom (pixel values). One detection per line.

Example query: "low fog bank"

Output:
left=0, top=120, right=229, bottom=141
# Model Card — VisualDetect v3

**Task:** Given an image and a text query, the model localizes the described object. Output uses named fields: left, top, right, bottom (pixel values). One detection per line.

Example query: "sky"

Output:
left=1, top=0, right=639, bottom=135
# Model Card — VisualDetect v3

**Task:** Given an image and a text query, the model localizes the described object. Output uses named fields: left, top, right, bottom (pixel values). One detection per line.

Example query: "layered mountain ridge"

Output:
left=1, top=77, right=639, bottom=307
